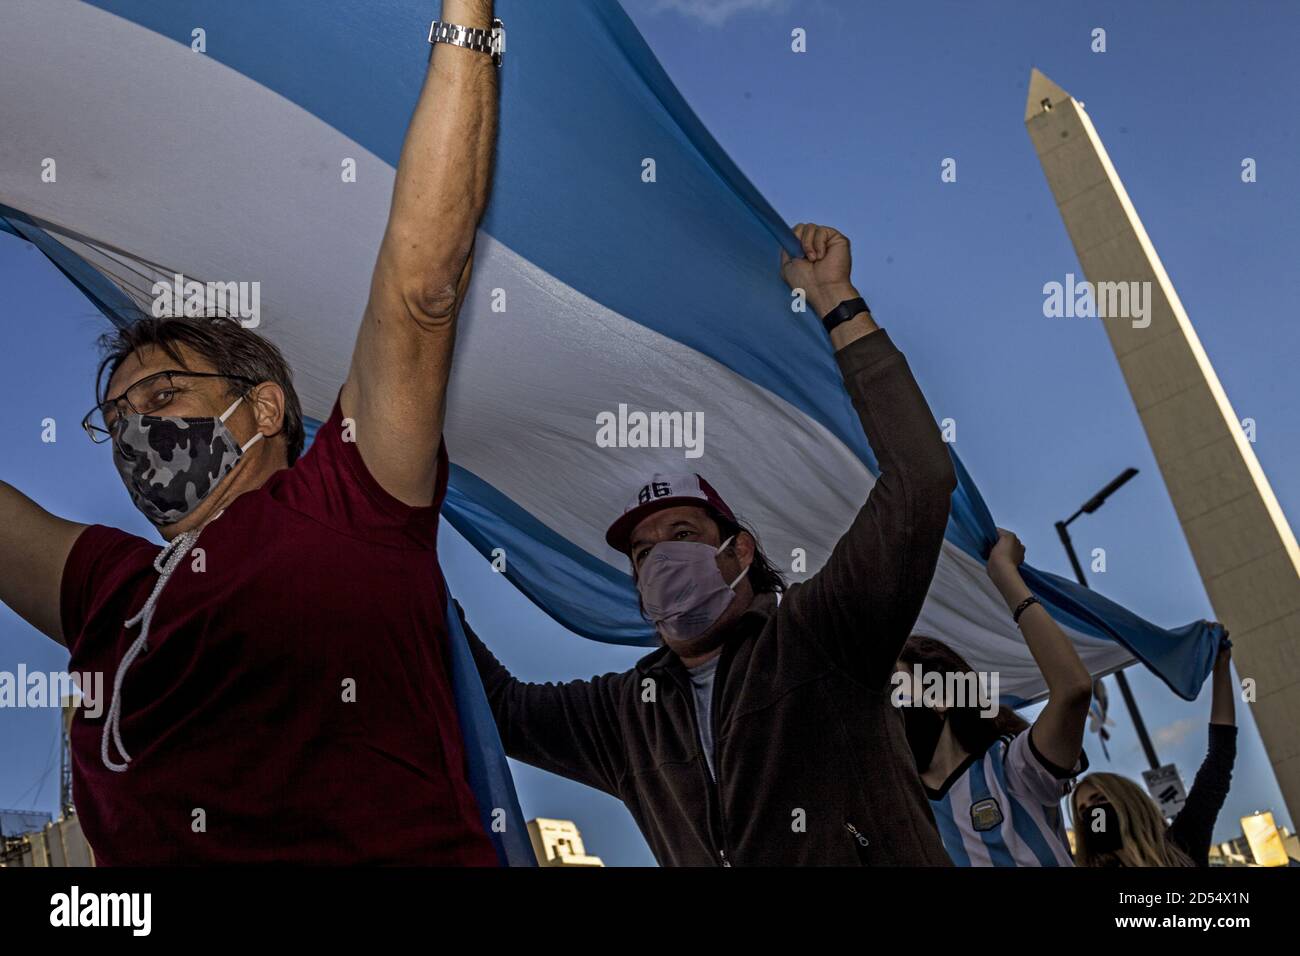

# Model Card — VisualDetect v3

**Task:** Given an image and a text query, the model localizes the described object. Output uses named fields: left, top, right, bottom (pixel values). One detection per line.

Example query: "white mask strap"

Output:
left=221, top=396, right=263, bottom=453
left=716, top=536, right=747, bottom=590
left=219, top=396, right=243, bottom=423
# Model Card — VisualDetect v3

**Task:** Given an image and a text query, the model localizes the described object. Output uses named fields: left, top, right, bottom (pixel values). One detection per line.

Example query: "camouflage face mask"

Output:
left=110, top=397, right=263, bottom=526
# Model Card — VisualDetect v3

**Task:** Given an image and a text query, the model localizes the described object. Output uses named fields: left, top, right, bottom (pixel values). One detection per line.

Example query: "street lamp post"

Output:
left=1055, top=467, right=1161, bottom=771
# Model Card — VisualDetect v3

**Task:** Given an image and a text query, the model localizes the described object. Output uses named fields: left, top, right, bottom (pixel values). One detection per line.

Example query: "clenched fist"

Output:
left=988, top=528, right=1026, bottom=570
left=781, top=223, right=858, bottom=319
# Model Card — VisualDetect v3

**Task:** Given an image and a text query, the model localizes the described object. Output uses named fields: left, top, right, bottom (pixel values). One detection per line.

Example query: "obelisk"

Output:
left=1025, top=68, right=1300, bottom=819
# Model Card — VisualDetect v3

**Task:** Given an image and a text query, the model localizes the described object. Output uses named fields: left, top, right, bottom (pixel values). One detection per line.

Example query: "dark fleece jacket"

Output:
left=466, top=329, right=958, bottom=865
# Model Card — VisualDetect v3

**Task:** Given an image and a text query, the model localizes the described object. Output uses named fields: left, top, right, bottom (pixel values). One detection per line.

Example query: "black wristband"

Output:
left=1013, top=595, right=1039, bottom=624
left=821, top=296, right=870, bottom=335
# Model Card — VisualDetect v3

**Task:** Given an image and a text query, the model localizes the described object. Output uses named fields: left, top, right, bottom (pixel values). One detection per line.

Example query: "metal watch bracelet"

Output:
left=427, top=17, right=505, bottom=68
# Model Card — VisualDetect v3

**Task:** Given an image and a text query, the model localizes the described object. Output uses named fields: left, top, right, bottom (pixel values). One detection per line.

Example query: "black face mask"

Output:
left=903, top=706, right=945, bottom=772
left=1081, top=801, right=1123, bottom=855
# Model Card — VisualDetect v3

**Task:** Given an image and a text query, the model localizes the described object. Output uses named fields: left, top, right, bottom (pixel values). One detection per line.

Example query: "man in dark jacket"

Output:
left=466, top=223, right=958, bottom=865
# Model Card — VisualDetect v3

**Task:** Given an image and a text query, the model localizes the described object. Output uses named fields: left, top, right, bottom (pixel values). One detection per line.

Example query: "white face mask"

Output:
left=636, top=536, right=748, bottom=642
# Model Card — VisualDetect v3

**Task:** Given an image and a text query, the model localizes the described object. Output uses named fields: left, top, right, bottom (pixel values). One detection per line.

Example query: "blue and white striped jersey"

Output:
left=927, top=731, right=1086, bottom=867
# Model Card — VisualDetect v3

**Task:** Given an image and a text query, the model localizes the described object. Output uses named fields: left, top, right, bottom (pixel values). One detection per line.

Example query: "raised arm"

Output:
left=780, top=224, right=958, bottom=684
left=1168, top=641, right=1238, bottom=864
left=341, top=0, right=499, bottom=506
left=1208, top=638, right=1236, bottom=728
left=457, top=603, right=627, bottom=797
left=0, top=482, right=87, bottom=646
left=986, top=530, right=1093, bottom=771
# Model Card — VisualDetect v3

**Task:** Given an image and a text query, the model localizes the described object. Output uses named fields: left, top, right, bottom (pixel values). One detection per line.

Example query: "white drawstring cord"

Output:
left=102, top=528, right=201, bottom=772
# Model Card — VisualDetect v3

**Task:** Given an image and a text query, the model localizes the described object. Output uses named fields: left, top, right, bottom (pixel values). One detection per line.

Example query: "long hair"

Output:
left=897, top=634, right=1028, bottom=756
left=1069, top=772, right=1195, bottom=867
left=714, top=514, right=786, bottom=596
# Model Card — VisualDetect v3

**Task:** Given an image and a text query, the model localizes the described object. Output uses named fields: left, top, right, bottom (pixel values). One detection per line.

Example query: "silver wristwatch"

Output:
left=427, top=17, right=505, bottom=68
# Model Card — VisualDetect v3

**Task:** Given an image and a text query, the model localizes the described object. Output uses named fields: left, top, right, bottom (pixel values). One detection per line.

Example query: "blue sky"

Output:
left=2, top=0, right=1297, bottom=866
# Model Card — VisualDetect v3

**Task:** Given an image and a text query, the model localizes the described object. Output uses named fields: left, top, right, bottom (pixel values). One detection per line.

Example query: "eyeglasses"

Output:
left=82, top=370, right=258, bottom=444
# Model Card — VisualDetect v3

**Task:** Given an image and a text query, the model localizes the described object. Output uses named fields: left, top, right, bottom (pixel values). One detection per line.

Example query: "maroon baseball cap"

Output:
left=605, top=473, right=737, bottom=553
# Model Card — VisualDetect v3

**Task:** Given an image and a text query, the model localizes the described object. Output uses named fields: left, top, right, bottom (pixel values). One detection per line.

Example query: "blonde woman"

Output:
left=1071, top=639, right=1237, bottom=867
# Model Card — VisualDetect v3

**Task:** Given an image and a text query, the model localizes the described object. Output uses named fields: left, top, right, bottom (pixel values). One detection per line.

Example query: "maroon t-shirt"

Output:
left=60, top=397, right=499, bottom=865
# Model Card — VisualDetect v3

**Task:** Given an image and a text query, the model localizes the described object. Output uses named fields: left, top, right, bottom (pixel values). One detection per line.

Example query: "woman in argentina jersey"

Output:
left=892, top=530, right=1094, bottom=866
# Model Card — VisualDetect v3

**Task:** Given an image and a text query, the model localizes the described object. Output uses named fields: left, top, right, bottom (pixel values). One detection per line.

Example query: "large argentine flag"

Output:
left=2, top=1, right=1220, bottom=859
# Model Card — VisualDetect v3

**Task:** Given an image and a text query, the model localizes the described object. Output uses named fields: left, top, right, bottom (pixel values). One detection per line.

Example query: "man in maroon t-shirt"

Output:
left=0, top=0, right=503, bottom=864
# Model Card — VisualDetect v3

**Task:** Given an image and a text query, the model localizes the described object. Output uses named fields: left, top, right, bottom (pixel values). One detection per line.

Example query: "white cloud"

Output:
left=1152, top=717, right=1199, bottom=750
left=648, top=0, right=792, bottom=27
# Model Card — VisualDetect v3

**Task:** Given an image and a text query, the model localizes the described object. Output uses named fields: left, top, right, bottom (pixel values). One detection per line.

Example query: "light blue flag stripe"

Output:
left=443, top=592, right=536, bottom=867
